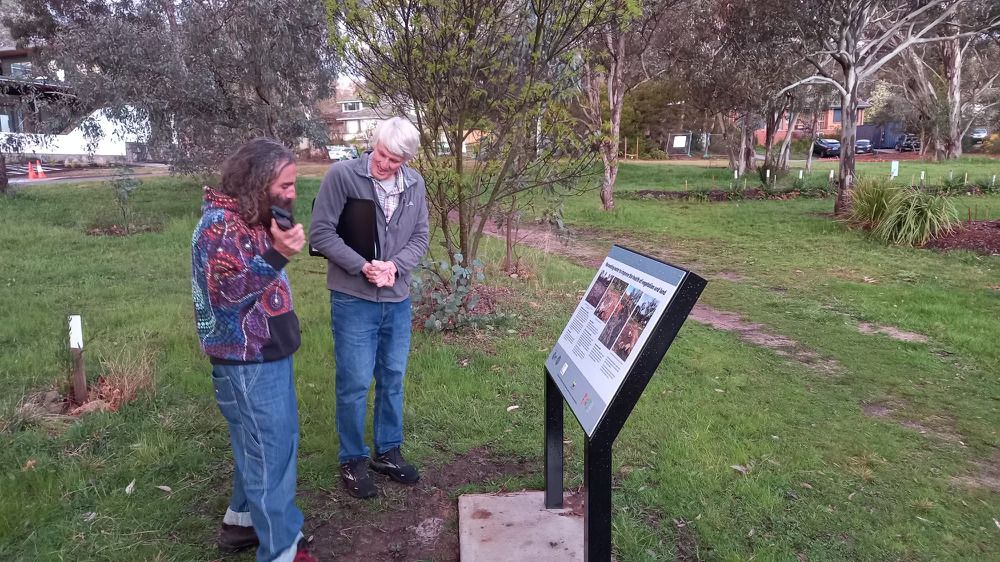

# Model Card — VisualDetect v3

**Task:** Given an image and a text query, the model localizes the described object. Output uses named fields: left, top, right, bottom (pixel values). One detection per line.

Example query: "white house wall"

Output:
left=1, top=109, right=146, bottom=159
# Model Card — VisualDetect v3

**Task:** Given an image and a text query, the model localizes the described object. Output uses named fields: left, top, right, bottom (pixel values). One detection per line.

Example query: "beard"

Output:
left=253, top=192, right=292, bottom=226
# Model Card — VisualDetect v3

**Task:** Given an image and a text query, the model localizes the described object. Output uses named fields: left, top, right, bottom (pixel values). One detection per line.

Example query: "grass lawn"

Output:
left=614, top=156, right=1000, bottom=195
left=1, top=163, right=998, bottom=561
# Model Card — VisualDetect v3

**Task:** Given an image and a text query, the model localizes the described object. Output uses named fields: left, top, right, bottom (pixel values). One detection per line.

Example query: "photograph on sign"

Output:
left=546, top=246, right=684, bottom=436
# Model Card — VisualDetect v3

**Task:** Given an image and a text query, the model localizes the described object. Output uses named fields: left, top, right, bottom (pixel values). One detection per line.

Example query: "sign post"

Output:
left=544, top=245, right=706, bottom=561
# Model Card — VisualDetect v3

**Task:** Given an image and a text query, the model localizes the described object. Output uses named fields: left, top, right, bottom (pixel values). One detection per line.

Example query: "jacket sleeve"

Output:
left=310, top=167, right=368, bottom=275
left=202, top=218, right=287, bottom=305
left=388, top=177, right=430, bottom=277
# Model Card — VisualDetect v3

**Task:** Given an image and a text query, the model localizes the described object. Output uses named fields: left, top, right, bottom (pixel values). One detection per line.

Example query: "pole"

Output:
left=544, top=369, right=564, bottom=509
left=584, top=437, right=613, bottom=562
left=68, top=315, right=87, bottom=404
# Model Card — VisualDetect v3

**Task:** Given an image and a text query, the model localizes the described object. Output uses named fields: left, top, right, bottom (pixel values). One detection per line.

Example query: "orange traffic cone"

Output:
left=35, top=161, right=46, bottom=179
left=27, top=161, right=36, bottom=180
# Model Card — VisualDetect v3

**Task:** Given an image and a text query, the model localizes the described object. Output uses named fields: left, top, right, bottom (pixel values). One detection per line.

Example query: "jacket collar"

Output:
left=203, top=186, right=241, bottom=213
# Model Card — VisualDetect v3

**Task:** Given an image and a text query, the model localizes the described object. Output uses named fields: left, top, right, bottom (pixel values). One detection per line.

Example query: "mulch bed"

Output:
left=924, top=220, right=1000, bottom=255
left=630, top=188, right=831, bottom=202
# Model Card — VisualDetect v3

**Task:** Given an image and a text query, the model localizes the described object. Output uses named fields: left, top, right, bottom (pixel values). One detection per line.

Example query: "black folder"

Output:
left=310, top=197, right=381, bottom=261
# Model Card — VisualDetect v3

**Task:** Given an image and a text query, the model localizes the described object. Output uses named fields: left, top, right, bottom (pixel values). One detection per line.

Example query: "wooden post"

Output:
left=69, top=315, right=87, bottom=404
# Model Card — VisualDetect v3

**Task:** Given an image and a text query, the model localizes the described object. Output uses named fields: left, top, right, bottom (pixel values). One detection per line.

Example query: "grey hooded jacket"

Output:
left=309, top=152, right=430, bottom=302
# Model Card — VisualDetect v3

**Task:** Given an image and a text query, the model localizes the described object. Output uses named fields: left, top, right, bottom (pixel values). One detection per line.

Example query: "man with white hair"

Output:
left=310, top=117, right=429, bottom=499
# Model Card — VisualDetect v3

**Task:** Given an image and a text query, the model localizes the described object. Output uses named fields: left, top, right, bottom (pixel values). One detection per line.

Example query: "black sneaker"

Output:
left=370, top=447, right=420, bottom=484
left=217, top=523, right=259, bottom=554
left=340, top=457, right=378, bottom=499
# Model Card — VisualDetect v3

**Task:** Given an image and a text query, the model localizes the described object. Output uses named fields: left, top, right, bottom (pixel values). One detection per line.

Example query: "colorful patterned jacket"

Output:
left=191, top=187, right=300, bottom=363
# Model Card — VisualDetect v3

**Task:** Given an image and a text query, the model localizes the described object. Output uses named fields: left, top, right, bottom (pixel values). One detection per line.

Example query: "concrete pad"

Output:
left=459, top=491, right=583, bottom=561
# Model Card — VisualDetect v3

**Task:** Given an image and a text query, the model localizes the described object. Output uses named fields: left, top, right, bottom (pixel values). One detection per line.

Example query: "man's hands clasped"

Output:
left=363, top=260, right=397, bottom=287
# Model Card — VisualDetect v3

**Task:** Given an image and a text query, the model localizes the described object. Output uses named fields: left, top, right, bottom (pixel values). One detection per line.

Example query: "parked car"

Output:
left=326, top=145, right=359, bottom=160
left=855, top=139, right=873, bottom=154
left=895, top=134, right=921, bottom=152
left=970, top=127, right=989, bottom=143
left=813, top=138, right=841, bottom=157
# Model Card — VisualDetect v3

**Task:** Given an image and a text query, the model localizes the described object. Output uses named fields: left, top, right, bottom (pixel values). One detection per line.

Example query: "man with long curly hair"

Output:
left=191, top=138, right=318, bottom=562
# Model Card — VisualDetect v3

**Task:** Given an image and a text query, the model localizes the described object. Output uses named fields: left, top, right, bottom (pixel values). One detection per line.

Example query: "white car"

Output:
left=326, top=145, right=359, bottom=160
left=970, top=127, right=989, bottom=143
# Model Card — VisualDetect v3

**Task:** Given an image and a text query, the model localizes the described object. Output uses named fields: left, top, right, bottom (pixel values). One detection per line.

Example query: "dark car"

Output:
left=813, top=138, right=841, bottom=157
left=895, top=134, right=921, bottom=152
left=855, top=139, right=873, bottom=154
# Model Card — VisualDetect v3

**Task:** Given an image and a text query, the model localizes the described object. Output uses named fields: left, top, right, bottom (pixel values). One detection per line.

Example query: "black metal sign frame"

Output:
left=544, top=247, right=706, bottom=562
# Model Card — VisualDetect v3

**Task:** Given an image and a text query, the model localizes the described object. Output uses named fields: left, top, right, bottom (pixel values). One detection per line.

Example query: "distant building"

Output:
left=317, top=82, right=484, bottom=157
left=1, top=32, right=140, bottom=163
left=754, top=102, right=871, bottom=144
left=318, top=83, right=399, bottom=145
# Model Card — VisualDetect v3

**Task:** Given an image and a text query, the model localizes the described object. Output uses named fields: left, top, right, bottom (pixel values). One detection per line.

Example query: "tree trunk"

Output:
left=742, top=117, right=756, bottom=173
left=805, top=109, right=819, bottom=172
left=719, top=114, right=742, bottom=175
left=836, top=84, right=859, bottom=215
left=778, top=108, right=798, bottom=170
left=600, top=146, right=619, bottom=210
left=599, top=31, right=627, bottom=211
left=0, top=154, right=8, bottom=195
left=941, top=36, right=963, bottom=159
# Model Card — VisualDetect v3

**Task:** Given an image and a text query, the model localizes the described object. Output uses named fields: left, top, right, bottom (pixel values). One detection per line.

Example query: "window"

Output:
left=9, top=62, right=32, bottom=79
left=833, top=109, right=842, bottom=123
left=342, top=101, right=361, bottom=112
left=0, top=107, right=24, bottom=132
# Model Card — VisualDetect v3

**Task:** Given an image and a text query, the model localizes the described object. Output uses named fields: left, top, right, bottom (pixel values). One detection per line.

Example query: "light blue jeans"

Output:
left=212, top=357, right=304, bottom=562
left=331, top=291, right=412, bottom=463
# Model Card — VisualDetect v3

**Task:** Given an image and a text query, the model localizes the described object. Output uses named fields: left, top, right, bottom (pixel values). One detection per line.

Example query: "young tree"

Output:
left=578, top=0, right=681, bottom=210
left=329, top=0, right=605, bottom=264
left=5, top=0, right=338, bottom=172
left=779, top=0, right=1000, bottom=214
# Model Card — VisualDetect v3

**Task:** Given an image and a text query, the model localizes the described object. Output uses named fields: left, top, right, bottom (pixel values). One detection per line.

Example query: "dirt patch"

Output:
left=673, top=518, right=703, bottom=562
left=714, top=271, right=746, bottom=282
left=305, top=447, right=538, bottom=562
left=476, top=220, right=842, bottom=376
left=856, top=322, right=929, bottom=343
left=687, top=307, right=841, bottom=375
left=861, top=400, right=965, bottom=445
left=924, top=220, right=1000, bottom=256
left=951, top=450, right=1000, bottom=493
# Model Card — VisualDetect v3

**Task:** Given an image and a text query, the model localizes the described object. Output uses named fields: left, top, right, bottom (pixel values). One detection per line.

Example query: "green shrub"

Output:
left=848, top=176, right=897, bottom=228
left=974, top=175, right=999, bottom=195
left=872, top=188, right=958, bottom=246
left=643, top=147, right=668, bottom=160
left=410, top=253, right=486, bottom=331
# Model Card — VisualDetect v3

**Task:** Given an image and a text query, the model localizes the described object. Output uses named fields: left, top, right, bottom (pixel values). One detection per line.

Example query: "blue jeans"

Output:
left=212, top=357, right=304, bottom=562
left=331, top=291, right=412, bottom=463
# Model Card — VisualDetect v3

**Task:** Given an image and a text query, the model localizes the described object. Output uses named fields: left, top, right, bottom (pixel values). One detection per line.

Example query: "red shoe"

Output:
left=293, top=540, right=319, bottom=562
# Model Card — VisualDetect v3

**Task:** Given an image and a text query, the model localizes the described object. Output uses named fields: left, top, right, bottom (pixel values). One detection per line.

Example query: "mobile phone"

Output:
left=271, top=205, right=294, bottom=231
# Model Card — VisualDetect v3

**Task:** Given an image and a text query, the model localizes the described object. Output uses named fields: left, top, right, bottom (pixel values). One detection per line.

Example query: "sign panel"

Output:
left=672, top=135, right=687, bottom=148
left=890, top=160, right=899, bottom=178
left=546, top=246, right=685, bottom=436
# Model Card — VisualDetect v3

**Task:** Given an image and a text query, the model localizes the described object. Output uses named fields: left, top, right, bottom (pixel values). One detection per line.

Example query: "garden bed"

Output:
left=924, top=220, right=1000, bottom=255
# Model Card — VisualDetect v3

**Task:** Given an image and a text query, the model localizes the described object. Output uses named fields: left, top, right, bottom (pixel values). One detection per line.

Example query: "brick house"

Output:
left=754, top=102, right=870, bottom=144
